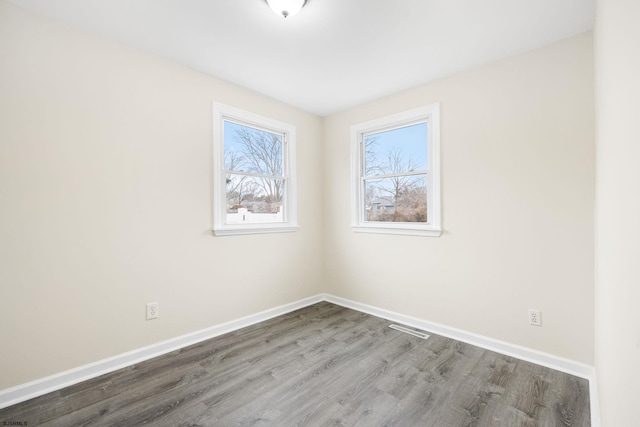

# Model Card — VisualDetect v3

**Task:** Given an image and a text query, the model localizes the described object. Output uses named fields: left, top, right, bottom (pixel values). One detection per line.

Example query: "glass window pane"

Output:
left=364, top=122, right=428, bottom=176
left=224, top=121, right=283, bottom=176
left=226, top=174, right=284, bottom=223
left=364, top=175, right=427, bottom=223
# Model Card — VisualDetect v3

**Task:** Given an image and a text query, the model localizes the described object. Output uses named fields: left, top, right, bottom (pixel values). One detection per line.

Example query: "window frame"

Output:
left=350, top=104, right=441, bottom=237
left=212, top=103, right=298, bottom=236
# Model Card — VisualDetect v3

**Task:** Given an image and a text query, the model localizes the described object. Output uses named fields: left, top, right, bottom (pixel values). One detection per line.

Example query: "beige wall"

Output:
left=0, top=0, right=597, bottom=392
left=323, top=33, right=595, bottom=364
left=594, top=0, right=640, bottom=424
left=0, top=2, right=324, bottom=389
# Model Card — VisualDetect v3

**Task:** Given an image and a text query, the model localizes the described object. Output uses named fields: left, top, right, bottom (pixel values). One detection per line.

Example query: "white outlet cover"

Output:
left=146, top=302, right=159, bottom=320
left=528, top=309, right=541, bottom=326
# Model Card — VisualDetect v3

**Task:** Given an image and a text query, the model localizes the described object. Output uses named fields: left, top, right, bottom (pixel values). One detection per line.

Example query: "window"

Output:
left=213, top=103, right=298, bottom=236
left=351, top=104, right=441, bottom=236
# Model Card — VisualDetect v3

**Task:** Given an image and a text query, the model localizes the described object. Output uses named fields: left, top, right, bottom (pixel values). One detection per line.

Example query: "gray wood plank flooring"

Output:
left=0, top=302, right=590, bottom=426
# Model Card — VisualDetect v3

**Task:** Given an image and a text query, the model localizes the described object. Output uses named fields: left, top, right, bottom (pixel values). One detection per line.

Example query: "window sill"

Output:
left=351, top=224, right=441, bottom=237
left=213, top=224, right=300, bottom=236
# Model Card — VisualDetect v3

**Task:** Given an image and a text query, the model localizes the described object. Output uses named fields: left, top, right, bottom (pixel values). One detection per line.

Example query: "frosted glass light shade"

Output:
left=266, top=0, right=307, bottom=18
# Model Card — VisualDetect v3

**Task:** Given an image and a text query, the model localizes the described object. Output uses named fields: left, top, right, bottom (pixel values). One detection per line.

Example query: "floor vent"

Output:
left=388, top=324, right=430, bottom=339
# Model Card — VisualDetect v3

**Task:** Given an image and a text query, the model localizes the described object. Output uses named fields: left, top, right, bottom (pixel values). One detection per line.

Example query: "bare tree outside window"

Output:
left=363, top=123, right=428, bottom=223
left=225, top=149, right=250, bottom=206
left=213, top=103, right=298, bottom=235
left=224, top=121, right=285, bottom=217
left=351, top=104, right=440, bottom=236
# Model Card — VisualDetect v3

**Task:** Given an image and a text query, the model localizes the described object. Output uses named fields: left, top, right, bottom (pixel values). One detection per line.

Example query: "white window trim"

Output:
left=350, top=104, right=441, bottom=237
left=212, top=103, right=299, bottom=236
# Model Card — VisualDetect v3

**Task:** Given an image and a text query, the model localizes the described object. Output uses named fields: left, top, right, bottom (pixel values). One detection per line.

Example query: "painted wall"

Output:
left=323, top=33, right=595, bottom=364
left=0, top=0, right=597, bottom=393
left=594, top=0, right=640, bottom=424
left=0, top=2, right=324, bottom=389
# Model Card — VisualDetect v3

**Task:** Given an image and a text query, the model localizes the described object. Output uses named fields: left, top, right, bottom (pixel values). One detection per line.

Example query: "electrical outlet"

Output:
left=146, top=302, right=159, bottom=320
left=528, top=309, right=541, bottom=326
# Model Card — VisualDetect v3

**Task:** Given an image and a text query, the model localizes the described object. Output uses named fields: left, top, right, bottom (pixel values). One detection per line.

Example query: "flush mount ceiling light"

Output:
left=266, top=0, right=307, bottom=18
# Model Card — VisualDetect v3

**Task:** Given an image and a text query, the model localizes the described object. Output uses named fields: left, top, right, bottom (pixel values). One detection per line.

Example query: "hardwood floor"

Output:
left=0, top=302, right=591, bottom=426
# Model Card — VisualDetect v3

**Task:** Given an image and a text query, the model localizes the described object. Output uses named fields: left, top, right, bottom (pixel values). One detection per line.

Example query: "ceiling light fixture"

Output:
left=266, top=0, right=307, bottom=18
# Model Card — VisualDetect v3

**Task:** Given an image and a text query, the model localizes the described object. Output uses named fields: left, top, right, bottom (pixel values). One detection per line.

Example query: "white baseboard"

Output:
left=0, top=294, right=323, bottom=410
left=0, top=293, right=599, bottom=427
left=588, top=372, right=601, bottom=427
left=323, top=294, right=593, bottom=378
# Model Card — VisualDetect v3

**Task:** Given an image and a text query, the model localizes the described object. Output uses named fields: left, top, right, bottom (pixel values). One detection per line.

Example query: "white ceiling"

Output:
left=7, top=0, right=595, bottom=116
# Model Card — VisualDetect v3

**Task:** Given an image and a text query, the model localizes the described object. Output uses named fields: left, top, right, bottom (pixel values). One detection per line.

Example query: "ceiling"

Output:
left=7, top=0, right=595, bottom=116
